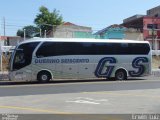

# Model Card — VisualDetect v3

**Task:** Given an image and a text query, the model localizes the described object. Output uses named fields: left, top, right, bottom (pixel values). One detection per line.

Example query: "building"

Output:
left=94, top=24, right=125, bottom=39
left=143, top=17, right=160, bottom=50
left=0, top=36, right=21, bottom=46
left=48, top=22, right=95, bottom=38
left=124, top=28, right=144, bottom=40
left=0, top=36, right=7, bottom=46
left=147, top=5, right=160, bottom=17
left=122, top=15, right=145, bottom=41
left=122, top=15, right=160, bottom=50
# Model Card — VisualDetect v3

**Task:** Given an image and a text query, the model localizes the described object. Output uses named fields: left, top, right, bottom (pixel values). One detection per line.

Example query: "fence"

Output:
left=152, top=50, right=160, bottom=56
left=0, top=46, right=15, bottom=71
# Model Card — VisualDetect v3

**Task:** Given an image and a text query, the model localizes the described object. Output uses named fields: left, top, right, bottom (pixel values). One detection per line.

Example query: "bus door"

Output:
left=12, top=49, right=33, bottom=81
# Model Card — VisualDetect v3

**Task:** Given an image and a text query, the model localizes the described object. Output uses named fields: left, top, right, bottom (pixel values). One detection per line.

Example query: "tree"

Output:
left=34, top=6, right=63, bottom=36
left=17, top=25, right=40, bottom=38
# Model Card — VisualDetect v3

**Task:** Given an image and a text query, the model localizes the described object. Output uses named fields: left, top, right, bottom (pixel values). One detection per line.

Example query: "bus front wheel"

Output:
left=37, top=71, right=51, bottom=83
left=115, top=69, right=127, bottom=80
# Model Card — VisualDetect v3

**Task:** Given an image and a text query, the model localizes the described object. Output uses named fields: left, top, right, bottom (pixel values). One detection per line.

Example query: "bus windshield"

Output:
left=12, top=42, right=40, bottom=71
left=12, top=49, right=25, bottom=70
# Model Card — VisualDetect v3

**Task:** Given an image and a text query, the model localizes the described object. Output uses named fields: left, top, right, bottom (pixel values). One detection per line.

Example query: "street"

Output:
left=0, top=76, right=160, bottom=97
left=0, top=76, right=160, bottom=115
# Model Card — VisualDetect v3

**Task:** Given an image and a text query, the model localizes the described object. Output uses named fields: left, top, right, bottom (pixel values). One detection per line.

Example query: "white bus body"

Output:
left=9, top=38, right=152, bottom=82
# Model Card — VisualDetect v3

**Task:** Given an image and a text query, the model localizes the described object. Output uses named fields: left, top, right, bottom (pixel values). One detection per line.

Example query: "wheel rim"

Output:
left=117, top=72, right=125, bottom=80
left=41, top=74, right=48, bottom=81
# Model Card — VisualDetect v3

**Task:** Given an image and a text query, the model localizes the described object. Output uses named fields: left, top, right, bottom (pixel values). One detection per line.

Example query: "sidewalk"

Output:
left=0, top=71, right=9, bottom=80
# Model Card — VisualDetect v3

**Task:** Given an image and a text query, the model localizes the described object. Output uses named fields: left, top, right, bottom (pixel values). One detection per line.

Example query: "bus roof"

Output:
left=19, top=38, right=150, bottom=44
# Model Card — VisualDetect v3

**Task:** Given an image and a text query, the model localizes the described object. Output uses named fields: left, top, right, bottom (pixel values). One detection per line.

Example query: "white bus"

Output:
left=9, top=38, right=151, bottom=82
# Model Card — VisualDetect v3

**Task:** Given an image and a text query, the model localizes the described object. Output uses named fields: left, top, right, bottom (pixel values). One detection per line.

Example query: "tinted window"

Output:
left=129, top=43, right=150, bottom=55
left=36, top=42, right=150, bottom=57
left=147, top=24, right=158, bottom=29
left=13, top=42, right=39, bottom=70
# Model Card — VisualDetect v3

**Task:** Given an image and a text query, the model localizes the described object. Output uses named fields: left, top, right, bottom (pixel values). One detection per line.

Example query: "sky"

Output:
left=0, top=0, right=160, bottom=36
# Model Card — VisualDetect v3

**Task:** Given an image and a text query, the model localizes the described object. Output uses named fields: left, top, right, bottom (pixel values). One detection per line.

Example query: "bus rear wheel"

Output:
left=115, top=70, right=127, bottom=80
left=37, top=71, right=51, bottom=83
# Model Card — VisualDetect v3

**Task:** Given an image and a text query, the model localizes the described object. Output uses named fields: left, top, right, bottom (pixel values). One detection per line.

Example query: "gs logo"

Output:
left=95, top=57, right=148, bottom=78
left=95, top=57, right=116, bottom=78
left=129, top=57, right=148, bottom=77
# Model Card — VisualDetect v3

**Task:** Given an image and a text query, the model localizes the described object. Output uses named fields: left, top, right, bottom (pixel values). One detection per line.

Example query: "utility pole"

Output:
left=53, top=26, right=54, bottom=37
left=40, top=23, right=57, bottom=38
left=24, top=29, right=26, bottom=41
left=52, top=25, right=56, bottom=37
left=0, top=22, right=1, bottom=71
left=152, top=27, right=154, bottom=50
left=44, top=30, right=46, bottom=38
left=1, top=17, right=6, bottom=71
left=151, top=17, right=157, bottom=50
left=40, top=29, right=42, bottom=38
left=3, top=17, right=5, bottom=39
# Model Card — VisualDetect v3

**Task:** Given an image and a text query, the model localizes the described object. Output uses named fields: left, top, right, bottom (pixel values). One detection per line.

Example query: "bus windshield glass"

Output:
left=12, top=42, right=40, bottom=71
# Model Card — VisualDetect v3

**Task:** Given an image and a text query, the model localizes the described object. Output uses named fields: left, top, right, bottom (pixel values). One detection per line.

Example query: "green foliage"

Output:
left=16, top=6, right=63, bottom=38
left=17, top=25, right=40, bottom=38
left=34, top=6, right=63, bottom=35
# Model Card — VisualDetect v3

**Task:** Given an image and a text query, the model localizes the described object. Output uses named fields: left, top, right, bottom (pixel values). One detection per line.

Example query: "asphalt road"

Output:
left=0, top=76, right=160, bottom=116
left=0, top=76, right=160, bottom=97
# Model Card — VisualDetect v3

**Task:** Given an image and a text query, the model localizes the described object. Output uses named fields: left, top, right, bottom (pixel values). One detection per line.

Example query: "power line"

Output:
left=1, top=17, right=160, bottom=36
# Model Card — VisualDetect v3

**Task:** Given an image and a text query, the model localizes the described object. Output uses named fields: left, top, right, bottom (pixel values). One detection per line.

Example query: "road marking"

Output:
left=66, top=97, right=109, bottom=105
left=76, top=97, right=108, bottom=102
left=67, top=100, right=100, bottom=104
left=0, top=105, right=70, bottom=114
left=0, top=79, right=160, bottom=88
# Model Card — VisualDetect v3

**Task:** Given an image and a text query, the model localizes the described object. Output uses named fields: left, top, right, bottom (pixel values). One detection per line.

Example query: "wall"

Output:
left=124, top=28, right=143, bottom=40
left=143, top=17, right=160, bottom=38
left=0, top=36, right=7, bottom=46
left=147, top=6, right=160, bottom=17
left=96, top=27, right=125, bottom=39
left=104, top=31, right=125, bottom=39
left=53, top=25, right=92, bottom=38
left=0, top=40, right=5, bottom=46
left=8, top=37, right=22, bottom=46
left=74, top=31, right=97, bottom=38
left=143, top=17, right=160, bottom=50
left=143, top=17, right=160, bottom=39
left=0, top=36, right=21, bottom=46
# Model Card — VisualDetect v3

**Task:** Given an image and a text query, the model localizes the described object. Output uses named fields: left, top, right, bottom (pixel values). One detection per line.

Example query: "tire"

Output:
left=37, top=71, right=51, bottom=83
left=115, top=70, right=127, bottom=80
